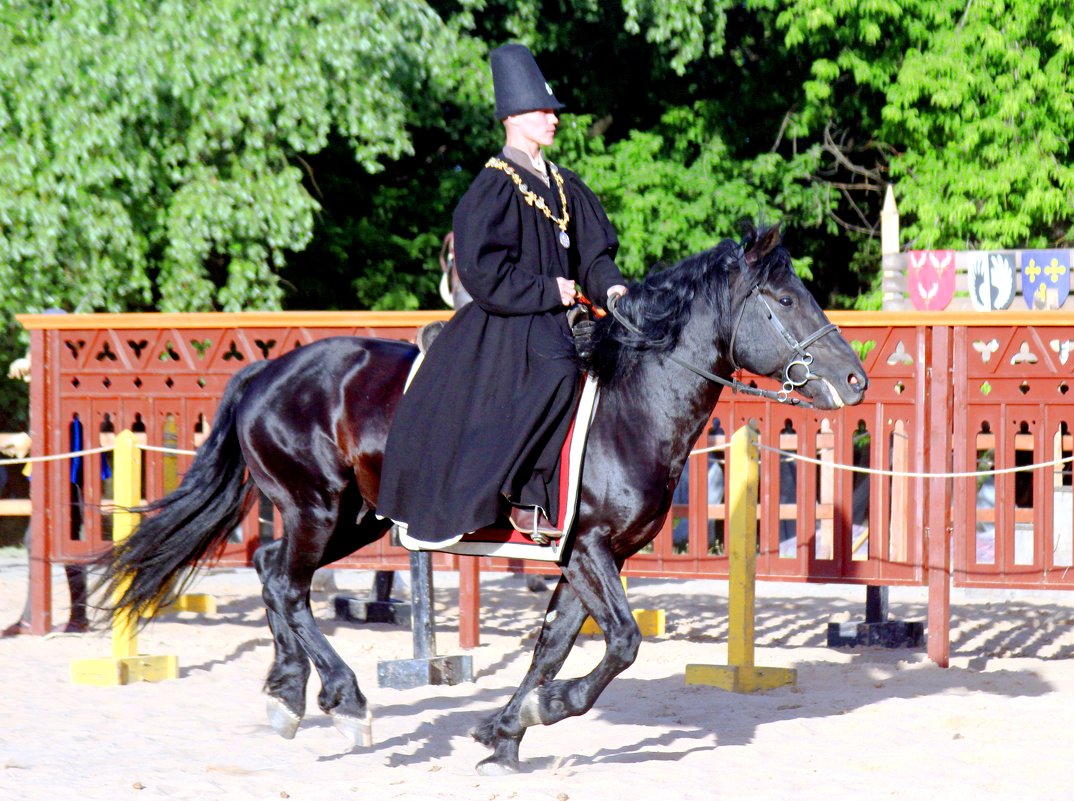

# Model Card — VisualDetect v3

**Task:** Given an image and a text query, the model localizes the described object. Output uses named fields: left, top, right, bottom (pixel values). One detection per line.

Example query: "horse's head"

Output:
left=438, top=231, right=474, bottom=310
left=587, top=225, right=868, bottom=409
left=728, top=225, right=867, bottom=410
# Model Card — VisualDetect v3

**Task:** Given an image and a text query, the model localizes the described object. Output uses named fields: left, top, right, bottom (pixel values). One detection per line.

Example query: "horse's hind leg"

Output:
left=310, top=511, right=394, bottom=745
left=473, top=541, right=640, bottom=774
left=255, top=539, right=311, bottom=739
left=258, top=501, right=390, bottom=745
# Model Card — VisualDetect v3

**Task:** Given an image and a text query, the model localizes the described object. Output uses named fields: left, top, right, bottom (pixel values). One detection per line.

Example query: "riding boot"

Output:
left=509, top=506, right=562, bottom=542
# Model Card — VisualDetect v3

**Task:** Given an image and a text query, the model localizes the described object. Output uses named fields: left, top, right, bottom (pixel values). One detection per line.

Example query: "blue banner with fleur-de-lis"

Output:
left=1020, top=250, right=1070, bottom=309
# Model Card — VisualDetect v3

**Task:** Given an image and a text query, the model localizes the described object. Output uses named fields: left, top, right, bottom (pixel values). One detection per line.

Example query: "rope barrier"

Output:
left=0, top=445, right=112, bottom=467
left=0, top=442, right=198, bottom=467
left=2, top=436, right=1070, bottom=480
left=689, top=443, right=731, bottom=456
left=137, top=443, right=198, bottom=457
left=758, top=443, right=1074, bottom=480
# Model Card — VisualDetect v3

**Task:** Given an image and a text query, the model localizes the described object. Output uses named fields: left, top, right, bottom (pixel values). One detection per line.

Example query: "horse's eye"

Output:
left=779, top=296, right=794, bottom=307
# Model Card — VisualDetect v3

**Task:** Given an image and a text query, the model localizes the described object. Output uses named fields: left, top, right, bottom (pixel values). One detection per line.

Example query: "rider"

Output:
left=377, top=43, right=627, bottom=544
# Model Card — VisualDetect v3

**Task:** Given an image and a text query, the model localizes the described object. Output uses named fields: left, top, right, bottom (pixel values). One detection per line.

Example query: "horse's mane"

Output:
left=585, top=223, right=789, bottom=386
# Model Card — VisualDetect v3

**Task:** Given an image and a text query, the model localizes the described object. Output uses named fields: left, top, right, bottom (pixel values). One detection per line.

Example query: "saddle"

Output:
left=416, top=320, right=446, bottom=354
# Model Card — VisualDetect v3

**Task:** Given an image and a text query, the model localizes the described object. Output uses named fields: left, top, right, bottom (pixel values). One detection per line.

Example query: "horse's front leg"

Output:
left=472, top=575, right=590, bottom=775
left=473, top=540, right=641, bottom=774
left=517, top=541, right=641, bottom=730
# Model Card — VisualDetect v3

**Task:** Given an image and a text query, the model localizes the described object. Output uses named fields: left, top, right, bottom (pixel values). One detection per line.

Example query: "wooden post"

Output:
left=728, top=422, right=759, bottom=669
left=376, top=550, right=473, bottom=690
left=71, top=430, right=178, bottom=685
left=411, top=551, right=436, bottom=660
left=881, top=185, right=900, bottom=257
left=111, top=430, right=140, bottom=660
left=685, top=422, right=797, bottom=692
left=28, top=327, right=52, bottom=635
left=458, top=556, right=480, bottom=649
left=926, top=326, right=953, bottom=667
left=880, top=185, right=907, bottom=310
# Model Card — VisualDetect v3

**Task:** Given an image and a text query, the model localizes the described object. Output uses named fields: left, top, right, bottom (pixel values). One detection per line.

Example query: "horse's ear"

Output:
left=743, top=223, right=783, bottom=268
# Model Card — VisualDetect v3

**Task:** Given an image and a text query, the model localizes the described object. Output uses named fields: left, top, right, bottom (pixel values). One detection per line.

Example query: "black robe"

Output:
left=377, top=152, right=624, bottom=542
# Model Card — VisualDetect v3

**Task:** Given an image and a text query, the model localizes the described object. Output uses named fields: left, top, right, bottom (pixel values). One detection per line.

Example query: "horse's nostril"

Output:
left=848, top=372, right=868, bottom=392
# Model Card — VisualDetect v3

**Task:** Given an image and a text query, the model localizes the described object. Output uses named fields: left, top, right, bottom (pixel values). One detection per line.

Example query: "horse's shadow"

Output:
left=591, top=657, right=1051, bottom=755
left=150, top=573, right=1072, bottom=769
left=179, top=636, right=274, bottom=675
left=306, top=646, right=1053, bottom=769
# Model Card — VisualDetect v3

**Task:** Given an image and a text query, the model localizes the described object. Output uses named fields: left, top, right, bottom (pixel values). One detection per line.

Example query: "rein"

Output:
left=606, top=285, right=838, bottom=409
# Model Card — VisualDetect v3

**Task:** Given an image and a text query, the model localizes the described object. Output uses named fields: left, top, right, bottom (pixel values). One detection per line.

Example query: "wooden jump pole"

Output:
left=685, top=421, right=797, bottom=692
left=71, top=430, right=178, bottom=686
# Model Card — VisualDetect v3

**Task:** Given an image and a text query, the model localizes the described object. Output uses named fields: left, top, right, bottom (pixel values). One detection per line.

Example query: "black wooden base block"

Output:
left=334, top=595, right=412, bottom=627
left=827, top=620, right=926, bottom=649
left=376, top=654, right=474, bottom=690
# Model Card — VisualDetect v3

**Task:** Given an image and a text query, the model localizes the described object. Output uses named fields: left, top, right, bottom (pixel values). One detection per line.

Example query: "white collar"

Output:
left=502, top=145, right=550, bottom=186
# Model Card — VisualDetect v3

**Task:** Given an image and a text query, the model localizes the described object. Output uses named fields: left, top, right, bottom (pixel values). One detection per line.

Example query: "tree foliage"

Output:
left=882, top=1, right=1074, bottom=248
left=772, top=0, right=1074, bottom=250
left=552, top=108, right=827, bottom=279
left=2, top=0, right=1072, bottom=350
left=0, top=0, right=481, bottom=318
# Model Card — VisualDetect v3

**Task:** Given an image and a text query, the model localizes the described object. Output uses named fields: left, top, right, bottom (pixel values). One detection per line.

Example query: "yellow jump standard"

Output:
left=158, top=593, right=217, bottom=615
left=579, top=577, right=666, bottom=637
left=685, top=422, right=797, bottom=693
left=72, top=430, right=179, bottom=686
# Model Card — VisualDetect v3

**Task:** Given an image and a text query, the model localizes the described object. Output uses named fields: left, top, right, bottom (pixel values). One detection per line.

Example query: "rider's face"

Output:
left=505, top=109, right=559, bottom=149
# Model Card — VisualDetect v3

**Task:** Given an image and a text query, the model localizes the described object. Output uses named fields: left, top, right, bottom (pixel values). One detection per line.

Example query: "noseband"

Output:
left=608, top=272, right=839, bottom=408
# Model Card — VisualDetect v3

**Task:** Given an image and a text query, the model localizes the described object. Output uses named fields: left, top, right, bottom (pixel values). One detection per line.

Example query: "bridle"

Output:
left=606, top=265, right=840, bottom=408
left=728, top=283, right=840, bottom=401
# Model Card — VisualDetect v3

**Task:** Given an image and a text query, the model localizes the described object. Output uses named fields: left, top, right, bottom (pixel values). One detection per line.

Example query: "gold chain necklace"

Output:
left=485, top=157, right=571, bottom=248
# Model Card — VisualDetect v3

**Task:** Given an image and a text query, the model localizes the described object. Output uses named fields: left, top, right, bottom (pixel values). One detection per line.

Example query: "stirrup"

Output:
left=509, top=506, right=563, bottom=545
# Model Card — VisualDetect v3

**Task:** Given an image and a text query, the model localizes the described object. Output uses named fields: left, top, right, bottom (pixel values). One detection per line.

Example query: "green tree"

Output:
left=6, top=0, right=1067, bottom=346
left=552, top=108, right=828, bottom=280
left=0, top=0, right=482, bottom=318
left=774, top=0, right=1074, bottom=250
left=883, top=1, right=1074, bottom=248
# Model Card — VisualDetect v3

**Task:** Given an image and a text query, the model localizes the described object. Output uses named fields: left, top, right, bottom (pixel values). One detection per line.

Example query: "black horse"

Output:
left=102, top=224, right=867, bottom=774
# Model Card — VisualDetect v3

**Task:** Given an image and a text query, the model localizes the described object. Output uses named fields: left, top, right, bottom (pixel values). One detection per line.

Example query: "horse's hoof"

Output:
left=266, top=697, right=302, bottom=740
left=331, top=709, right=373, bottom=748
left=475, top=757, right=519, bottom=776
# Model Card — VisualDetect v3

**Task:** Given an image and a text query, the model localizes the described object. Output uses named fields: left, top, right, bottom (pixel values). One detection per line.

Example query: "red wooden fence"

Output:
left=17, top=310, right=1074, bottom=663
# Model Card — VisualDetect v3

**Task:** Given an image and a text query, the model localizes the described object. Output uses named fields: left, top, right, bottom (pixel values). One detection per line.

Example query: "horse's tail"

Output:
left=100, top=358, right=271, bottom=622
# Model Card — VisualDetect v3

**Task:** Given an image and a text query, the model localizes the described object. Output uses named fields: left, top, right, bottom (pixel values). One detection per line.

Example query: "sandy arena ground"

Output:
left=1, top=549, right=1073, bottom=801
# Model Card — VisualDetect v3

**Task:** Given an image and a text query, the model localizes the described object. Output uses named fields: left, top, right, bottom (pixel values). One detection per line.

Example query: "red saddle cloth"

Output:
left=397, top=373, right=599, bottom=564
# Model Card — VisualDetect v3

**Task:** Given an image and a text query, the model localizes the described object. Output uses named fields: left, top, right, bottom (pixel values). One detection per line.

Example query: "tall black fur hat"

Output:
left=491, top=43, right=564, bottom=119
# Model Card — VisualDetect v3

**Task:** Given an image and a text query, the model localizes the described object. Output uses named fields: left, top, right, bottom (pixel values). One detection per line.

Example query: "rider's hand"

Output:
left=556, top=277, right=577, bottom=306
left=606, top=284, right=627, bottom=301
